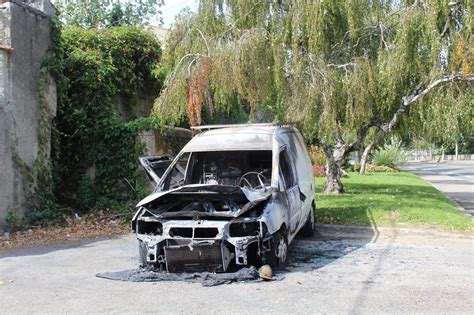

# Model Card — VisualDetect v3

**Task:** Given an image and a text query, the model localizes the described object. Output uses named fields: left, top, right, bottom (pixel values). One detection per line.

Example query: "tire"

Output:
left=265, top=229, right=288, bottom=268
left=299, top=205, right=315, bottom=237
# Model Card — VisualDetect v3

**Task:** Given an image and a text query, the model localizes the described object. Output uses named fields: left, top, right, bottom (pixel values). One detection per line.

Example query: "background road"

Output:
left=1, top=225, right=473, bottom=314
left=402, top=161, right=474, bottom=216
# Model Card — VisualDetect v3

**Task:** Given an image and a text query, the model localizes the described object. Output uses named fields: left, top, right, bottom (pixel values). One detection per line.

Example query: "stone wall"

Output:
left=0, top=0, right=56, bottom=229
left=139, top=127, right=192, bottom=156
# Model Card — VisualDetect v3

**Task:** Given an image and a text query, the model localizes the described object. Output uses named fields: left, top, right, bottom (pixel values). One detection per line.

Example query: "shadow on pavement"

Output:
left=285, top=224, right=376, bottom=273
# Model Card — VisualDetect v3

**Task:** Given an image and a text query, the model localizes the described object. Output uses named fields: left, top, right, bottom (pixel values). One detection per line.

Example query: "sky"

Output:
left=157, top=0, right=199, bottom=28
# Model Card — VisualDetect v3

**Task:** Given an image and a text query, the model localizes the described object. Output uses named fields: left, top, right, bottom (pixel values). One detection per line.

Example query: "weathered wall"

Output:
left=139, top=127, right=192, bottom=156
left=0, top=0, right=56, bottom=230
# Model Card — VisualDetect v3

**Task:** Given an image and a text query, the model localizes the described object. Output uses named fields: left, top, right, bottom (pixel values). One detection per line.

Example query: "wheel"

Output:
left=138, top=240, right=147, bottom=267
left=265, top=229, right=288, bottom=267
left=299, top=205, right=315, bottom=237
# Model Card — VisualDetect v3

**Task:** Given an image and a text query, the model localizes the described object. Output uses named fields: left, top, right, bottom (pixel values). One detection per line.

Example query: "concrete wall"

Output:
left=0, top=0, right=56, bottom=229
left=139, top=127, right=192, bottom=156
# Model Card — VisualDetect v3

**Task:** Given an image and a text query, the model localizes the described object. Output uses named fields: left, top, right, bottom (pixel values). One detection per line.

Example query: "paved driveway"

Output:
left=1, top=226, right=473, bottom=314
left=402, top=161, right=474, bottom=216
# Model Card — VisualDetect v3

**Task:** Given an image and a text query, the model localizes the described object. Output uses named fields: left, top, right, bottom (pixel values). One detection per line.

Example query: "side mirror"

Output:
left=299, top=187, right=307, bottom=202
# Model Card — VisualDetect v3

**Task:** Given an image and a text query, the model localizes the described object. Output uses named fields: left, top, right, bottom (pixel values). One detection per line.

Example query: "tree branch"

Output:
left=382, top=73, right=473, bottom=133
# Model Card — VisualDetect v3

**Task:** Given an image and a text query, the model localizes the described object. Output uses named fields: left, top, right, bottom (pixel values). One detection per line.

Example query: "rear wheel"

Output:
left=299, top=205, right=315, bottom=237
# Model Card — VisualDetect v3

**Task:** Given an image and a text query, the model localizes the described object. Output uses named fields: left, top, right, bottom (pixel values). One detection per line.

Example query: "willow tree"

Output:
left=153, top=0, right=473, bottom=193
left=356, top=1, right=474, bottom=175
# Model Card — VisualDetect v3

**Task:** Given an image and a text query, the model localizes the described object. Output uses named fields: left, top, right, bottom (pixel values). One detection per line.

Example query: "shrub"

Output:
left=350, top=163, right=361, bottom=172
left=6, top=211, right=23, bottom=232
left=312, top=165, right=325, bottom=177
left=310, top=145, right=326, bottom=166
left=366, top=164, right=399, bottom=173
left=371, top=139, right=409, bottom=168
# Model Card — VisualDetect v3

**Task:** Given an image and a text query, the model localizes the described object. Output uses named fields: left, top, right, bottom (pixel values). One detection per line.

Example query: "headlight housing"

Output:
left=229, top=221, right=260, bottom=237
left=137, top=220, right=163, bottom=235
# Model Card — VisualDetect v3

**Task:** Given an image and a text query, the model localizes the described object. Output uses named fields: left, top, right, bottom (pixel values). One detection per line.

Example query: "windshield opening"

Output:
left=185, top=150, right=272, bottom=187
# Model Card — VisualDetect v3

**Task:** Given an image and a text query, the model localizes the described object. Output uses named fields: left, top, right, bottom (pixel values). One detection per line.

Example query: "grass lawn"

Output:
left=315, top=171, right=473, bottom=232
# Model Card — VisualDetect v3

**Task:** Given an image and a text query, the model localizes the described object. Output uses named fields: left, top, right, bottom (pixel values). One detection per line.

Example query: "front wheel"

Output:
left=265, top=229, right=288, bottom=268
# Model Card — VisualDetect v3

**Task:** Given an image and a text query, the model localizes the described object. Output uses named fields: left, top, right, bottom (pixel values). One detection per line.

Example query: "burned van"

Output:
left=132, top=124, right=315, bottom=272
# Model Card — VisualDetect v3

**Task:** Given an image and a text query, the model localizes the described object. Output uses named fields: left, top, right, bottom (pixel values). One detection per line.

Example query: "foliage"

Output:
left=153, top=0, right=472, bottom=192
left=310, top=145, right=326, bottom=166
left=458, top=135, right=474, bottom=154
left=371, top=139, right=409, bottom=168
left=54, top=0, right=164, bottom=28
left=53, top=26, right=163, bottom=214
left=351, top=163, right=361, bottom=172
left=6, top=211, right=24, bottom=232
left=312, top=165, right=325, bottom=177
left=315, top=172, right=473, bottom=232
left=365, top=164, right=399, bottom=173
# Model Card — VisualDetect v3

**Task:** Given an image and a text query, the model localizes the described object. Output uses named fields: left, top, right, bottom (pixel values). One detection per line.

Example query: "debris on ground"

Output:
left=258, top=264, right=273, bottom=281
left=96, top=266, right=283, bottom=287
left=0, top=212, right=129, bottom=250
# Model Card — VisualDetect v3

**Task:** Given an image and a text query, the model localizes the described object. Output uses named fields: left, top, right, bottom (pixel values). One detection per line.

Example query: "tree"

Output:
left=55, top=0, right=164, bottom=28
left=152, top=0, right=473, bottom=193
left=358, top=1, right=474, bottom=174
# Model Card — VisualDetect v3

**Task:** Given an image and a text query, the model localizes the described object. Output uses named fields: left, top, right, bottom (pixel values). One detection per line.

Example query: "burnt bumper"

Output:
left=135, top=219, right=265, bottom=272
left=164, top=240, right=231, bottom=272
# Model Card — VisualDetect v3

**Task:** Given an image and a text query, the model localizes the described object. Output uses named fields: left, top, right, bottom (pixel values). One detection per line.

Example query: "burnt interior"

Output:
left=186, top=150, right=272, bottom=186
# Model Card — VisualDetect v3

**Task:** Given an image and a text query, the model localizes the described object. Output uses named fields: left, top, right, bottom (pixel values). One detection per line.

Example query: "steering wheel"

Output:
left=239, top=172, right=268, bottom=191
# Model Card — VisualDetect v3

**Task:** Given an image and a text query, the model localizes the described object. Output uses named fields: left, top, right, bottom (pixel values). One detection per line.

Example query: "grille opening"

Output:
left=229, top=222, right=259, bottom=237
left=194, top=228, right=219, bottom=238
left=138, top=221, right=163, bottom=235
left=169, top=227, right=193, bottom=238
left=165, top=242, right=225, bottom=273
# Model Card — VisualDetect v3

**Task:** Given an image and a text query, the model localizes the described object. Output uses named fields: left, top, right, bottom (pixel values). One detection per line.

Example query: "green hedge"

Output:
left=32, top=26, right=165, bottom=225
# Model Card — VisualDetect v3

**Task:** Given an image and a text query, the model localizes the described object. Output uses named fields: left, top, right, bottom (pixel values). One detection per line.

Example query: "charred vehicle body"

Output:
left=132, top=124, right=315, bottom=272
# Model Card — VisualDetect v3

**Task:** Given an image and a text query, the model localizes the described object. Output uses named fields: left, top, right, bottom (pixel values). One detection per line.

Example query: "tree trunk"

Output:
left=455, top=142, right=459, bottom=160
left=322, top=143, right=346, bottom=193
left=360, top=130, right=383, bottom=175
left=323, top=156, right=344, bottom=193
left=354, top=147, right=362, bottom=164
left=359, top=142, right=374, bottom=175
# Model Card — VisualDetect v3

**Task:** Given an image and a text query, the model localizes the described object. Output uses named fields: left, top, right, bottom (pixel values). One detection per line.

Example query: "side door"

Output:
left=279, top=148, right=302, bottom=234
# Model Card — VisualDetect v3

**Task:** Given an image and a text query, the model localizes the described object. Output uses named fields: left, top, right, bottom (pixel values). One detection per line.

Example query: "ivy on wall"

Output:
left=52, top=26, right=164, bottom=214
left=7, top=24, right=169, bottom=228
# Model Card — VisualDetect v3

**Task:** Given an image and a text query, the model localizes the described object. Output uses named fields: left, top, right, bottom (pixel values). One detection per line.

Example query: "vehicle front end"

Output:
left=132, top=185, right=280, bottom=272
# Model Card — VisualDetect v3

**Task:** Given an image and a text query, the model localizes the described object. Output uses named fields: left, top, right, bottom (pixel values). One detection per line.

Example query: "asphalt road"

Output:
left=1, top=225, right=473, bottom=314
left=402, top=161, right=474, bottom=216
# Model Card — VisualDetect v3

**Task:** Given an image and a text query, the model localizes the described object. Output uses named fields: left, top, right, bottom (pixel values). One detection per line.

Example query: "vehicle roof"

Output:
left=182, top=125, right=295, bottom=152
